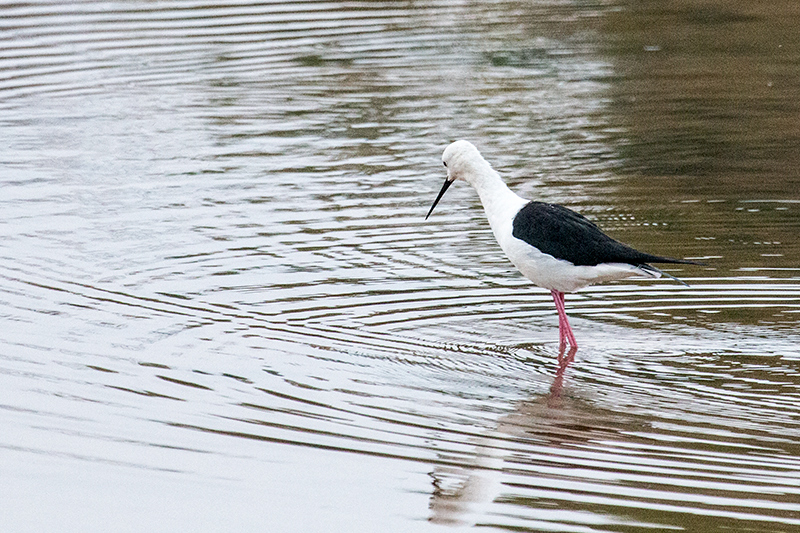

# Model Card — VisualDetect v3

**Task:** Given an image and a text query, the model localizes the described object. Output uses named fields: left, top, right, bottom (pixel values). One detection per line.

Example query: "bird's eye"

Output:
left=443, top=161, right=447, bottom=167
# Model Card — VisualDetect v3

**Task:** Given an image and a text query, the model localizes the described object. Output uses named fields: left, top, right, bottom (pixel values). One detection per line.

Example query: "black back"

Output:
left=511, top=201, right=689, bottom=267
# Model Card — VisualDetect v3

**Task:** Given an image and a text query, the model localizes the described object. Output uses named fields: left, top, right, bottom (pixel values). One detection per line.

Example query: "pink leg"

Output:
left=555, top=296, right=566, bottom=346
left=551, top=290, right=578, bottom=348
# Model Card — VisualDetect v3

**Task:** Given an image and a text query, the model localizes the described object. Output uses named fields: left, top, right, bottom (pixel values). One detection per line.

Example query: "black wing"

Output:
left=511, top=202, right=691, bottom=267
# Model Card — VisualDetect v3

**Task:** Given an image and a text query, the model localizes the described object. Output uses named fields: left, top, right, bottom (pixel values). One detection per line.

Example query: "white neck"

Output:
left=462, top=159, right=528, bottom=229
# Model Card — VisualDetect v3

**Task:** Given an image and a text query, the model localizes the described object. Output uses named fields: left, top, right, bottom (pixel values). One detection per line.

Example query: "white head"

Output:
left=441, top=140, right=484, bottom=183
left=426, top=140, right=489, bottom=219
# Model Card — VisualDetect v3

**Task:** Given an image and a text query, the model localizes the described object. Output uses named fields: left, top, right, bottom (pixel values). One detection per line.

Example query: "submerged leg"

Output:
left=550, top=290, right=578, bottom=348
left=549, top=344, right=578, bottom=401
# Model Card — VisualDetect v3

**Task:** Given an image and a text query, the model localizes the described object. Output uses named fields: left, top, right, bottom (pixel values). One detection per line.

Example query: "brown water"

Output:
left=2, top=1, right=799, bottom=531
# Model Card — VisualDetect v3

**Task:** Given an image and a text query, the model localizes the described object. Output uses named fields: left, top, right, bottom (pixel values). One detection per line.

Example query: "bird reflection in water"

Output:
left=548, top=345, right=578, bottom=402
left=428, top=346, right=582, bottom=526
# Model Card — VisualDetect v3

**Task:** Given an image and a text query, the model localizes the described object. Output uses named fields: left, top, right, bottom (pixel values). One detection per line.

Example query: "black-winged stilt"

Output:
left=426, top=140, right=697, bottom=348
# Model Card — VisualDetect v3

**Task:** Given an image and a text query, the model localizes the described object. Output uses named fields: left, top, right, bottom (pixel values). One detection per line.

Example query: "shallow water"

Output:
left=2, top=1, right=799, bottom=531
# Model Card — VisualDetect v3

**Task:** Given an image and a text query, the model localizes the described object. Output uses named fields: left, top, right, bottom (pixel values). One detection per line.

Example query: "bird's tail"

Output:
left=641, top=253, right=705, bottom=266
left=639, top=264, right=690, bottom=287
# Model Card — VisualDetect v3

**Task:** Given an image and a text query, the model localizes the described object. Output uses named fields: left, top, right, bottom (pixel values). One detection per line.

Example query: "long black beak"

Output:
left=425, top=178, right=453, bottom=220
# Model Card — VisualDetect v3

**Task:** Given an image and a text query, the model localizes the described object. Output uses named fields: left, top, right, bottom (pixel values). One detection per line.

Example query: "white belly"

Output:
left=495, top=226, right=657, bottom=293
left=477, top=189, right=657, bottom=293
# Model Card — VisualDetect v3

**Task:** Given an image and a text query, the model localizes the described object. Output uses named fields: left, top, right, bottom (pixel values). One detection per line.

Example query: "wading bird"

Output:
left=426, top=140, right=697, bottom=348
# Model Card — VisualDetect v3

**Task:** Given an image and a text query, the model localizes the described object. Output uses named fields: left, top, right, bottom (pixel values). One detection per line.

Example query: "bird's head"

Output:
left=426, top=140, right=484, bottom=220
left=442, top=140, right=482, bottom=182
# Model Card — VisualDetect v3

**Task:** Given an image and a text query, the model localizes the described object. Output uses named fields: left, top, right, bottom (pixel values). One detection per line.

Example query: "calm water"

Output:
left=2, top=1, right=800, bottom=531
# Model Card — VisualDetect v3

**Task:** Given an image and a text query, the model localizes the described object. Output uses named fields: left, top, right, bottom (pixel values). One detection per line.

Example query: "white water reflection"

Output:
left=1, top=1, right=799, bottom=532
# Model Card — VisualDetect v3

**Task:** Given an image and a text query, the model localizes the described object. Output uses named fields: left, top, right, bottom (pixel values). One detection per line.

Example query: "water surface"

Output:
left=1, top=1, right=799, bottom=531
